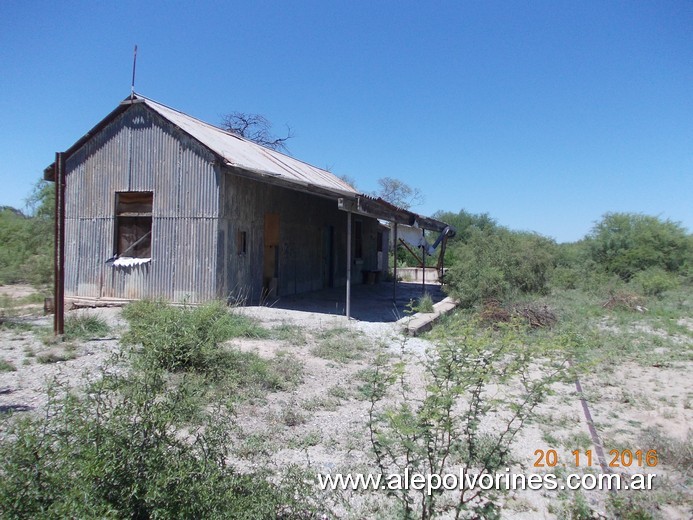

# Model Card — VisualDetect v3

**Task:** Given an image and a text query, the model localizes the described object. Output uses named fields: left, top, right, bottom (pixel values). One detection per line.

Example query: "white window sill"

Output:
left=112, top=257, right=151, bottom=267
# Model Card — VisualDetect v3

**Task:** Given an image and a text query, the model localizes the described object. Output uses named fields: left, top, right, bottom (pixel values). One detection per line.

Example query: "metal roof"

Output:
left=138, top=95, right=357, bottom=195
left=44, top=93, right=453, bottom=233
left=44, top=94, right=356, bottom=197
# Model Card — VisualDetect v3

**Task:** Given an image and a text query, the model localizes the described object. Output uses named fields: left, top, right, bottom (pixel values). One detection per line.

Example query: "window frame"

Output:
left=114, top=191, right=153, bottom=259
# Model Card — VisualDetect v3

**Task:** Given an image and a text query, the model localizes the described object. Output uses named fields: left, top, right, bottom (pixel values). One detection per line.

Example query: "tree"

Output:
left=0, top=181, right=54, bottom=286
left=445, top=227, right=556, bottom=307
left=220, top=112, right=294, bottom=153
left=337, top=174, right=357, bottom=190
left=432, top=208, right=497, bottom=243
left=586, top=212, right=690, bottom=280
left=0, top=207, right=31, bottom=284
left=373, top=177, right=423, bottom=209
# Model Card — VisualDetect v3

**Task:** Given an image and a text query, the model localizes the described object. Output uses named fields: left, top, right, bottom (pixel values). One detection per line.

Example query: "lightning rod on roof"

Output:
left=130, top=45, right=138, bottom=99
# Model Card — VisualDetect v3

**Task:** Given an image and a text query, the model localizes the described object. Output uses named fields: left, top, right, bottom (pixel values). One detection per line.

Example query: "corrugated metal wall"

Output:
left=64, top=103, right=220, bottom=303
left=218, top=172, right=380, bottom=303
left=63, top=101, right=380, bottom=305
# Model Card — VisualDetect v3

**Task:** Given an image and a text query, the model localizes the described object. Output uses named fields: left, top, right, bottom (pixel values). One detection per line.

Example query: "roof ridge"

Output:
left=132, top=92, right=245, bottom=140
left=134, top=92, right=351, bottom=177
left=46, top=92, right=357, bottom=195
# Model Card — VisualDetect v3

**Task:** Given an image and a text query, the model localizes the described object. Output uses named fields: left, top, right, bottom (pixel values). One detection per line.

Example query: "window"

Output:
left=353, top=220, right=363, bottom=260
left=237, top=230, right=247, bottom=255
left=115, top=192, right=152, bottom=258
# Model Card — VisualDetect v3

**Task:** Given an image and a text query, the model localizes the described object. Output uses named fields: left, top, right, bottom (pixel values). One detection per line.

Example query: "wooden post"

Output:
left=392, top=222, right=398, bottom=302
left=421, top=229, right=426, bottom=296
left=54, top=152, right=65, bottom=335
left=346, top=211, right=352, bottom=319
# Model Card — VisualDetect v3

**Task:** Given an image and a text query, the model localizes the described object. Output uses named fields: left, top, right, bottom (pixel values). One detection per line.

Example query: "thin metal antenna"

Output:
left=130, top=45, right=138, bottom=99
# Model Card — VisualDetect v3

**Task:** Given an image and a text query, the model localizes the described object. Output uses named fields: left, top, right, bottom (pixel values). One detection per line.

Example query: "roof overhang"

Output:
left=223, top=164, right=356, bottom=201
left=338, top=195, right=455, bottom=235
left=226, top=165, right=454, bottom=234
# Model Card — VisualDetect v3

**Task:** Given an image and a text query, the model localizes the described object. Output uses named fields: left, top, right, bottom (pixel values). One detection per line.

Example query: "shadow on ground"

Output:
left=264, top=281, right=447, bottom=323
left=0, top=404, right=32, bottom=414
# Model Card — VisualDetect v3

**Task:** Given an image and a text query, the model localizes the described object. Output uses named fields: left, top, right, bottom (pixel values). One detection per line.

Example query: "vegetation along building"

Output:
left=44, top=94, right=452, bottom=309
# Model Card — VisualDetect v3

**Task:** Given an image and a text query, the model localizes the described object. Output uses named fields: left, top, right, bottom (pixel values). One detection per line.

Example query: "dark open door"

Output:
left=323, top=225, right=335, bottom=288
left=263, top=213, right=280, bottom=298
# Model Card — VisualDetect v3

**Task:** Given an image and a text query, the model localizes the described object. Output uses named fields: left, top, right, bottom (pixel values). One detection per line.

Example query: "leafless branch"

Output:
left=220, top=112, right=294, bottom=153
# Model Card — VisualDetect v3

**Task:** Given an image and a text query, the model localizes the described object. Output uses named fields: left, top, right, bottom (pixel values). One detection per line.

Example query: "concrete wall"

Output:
left=218, top=172, right=381, bottom=303
left=63, top=103, right=220, bottom=303
left=396, top=267, right=443, bottom=283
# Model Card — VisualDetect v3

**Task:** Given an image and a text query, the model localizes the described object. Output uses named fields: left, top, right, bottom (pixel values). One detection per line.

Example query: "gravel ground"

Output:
left=1, top=292, right=691, bottom=519
left=0, top=307, right=125, bottom=413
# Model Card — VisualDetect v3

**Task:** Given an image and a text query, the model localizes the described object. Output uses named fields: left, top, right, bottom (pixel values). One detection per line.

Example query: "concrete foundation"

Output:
left=396, top=267, right=444, bottom=283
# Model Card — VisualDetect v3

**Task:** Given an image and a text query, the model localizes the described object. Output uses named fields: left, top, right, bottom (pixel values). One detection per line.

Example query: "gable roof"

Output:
left=45, top=94, right=356, bottom=196
left=44, top=94, right=453, bottom=233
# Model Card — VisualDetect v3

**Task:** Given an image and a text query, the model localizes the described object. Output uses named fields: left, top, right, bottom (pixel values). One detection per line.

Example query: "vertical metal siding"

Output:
left=219, top=172, right=380, bottom=303
left=64, top=104, right=219, bottom=303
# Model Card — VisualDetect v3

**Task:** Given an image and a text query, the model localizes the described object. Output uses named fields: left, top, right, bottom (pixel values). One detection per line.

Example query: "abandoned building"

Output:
left=45, top=94, right=453, bottom=311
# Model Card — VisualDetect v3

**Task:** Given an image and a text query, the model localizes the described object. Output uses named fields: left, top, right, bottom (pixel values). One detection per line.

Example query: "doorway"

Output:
left=323, top=225, right=335, bottom=288
left=263, top=213, right=280, bottom=298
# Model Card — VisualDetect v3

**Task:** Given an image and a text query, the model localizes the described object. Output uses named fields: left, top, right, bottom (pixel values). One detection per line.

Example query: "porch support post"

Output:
left=392, top=222, right=398, bottom=302
left=422, top=229, right=426, bottom=295
left=346, top=210, right=352, bottom=319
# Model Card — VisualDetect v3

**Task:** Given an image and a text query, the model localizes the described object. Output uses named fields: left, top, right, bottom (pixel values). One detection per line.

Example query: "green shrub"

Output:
left=121, top=300, right=300, bottom=399
left=0, top=363, right=292, bottom=519
left=36, top=346, right=77, bottom=364
left=271, top=323, right=307, bottom=345
left=446, top=227, right=555, bottom=307
left=431, top=209, right=499, bottom=267
left=311, top=327, right=369, bottom=363
left=208, top=348, right=302, bottom=394
left=631, top=267, right=679, bottom=297
left=607, top=493, right=658, bottom=520
left=0, top=358, right=16, bottom=372
left=122, top=300, right=268, bottom=372
left=550, top=241, right=590, bottom=290
left=63, top=314, right=111, bottom=341
left=550, top=265, right=581, bottom=290
left=415, top=293, right=434, bottom=313
left=0, top=208, right=31, bottom=285
left=366, top=321, right=570, bottom=518
left=586, top=212, right=690, bottom=280
left=0, top=182, right=54, bottom=287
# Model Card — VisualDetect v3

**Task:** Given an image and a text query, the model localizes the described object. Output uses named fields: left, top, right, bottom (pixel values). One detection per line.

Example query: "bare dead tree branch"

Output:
left=220, top=112, right=294, bottom=153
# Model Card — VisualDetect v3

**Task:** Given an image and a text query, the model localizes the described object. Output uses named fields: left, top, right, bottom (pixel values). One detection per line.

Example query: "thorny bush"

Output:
left=0, top=356, right=326, bottom=519
left=365, top=320, right=570, bottom=519
left=121, top=299, right=268, bottom=373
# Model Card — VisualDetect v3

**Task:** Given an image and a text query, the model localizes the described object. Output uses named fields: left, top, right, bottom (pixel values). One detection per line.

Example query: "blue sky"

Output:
left=1, top=0, right=691, bottom=242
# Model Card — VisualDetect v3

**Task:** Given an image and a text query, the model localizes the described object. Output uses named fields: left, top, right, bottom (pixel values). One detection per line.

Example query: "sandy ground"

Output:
left=1, top=285, right=691, bottom=519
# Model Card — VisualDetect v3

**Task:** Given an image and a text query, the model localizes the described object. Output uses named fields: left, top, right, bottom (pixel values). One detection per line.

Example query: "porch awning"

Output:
left=337, top=195, right=455, bottom=235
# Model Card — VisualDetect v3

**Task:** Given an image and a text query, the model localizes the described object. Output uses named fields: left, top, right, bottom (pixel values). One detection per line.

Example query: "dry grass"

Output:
left=602, top=290, right=647, bottom=312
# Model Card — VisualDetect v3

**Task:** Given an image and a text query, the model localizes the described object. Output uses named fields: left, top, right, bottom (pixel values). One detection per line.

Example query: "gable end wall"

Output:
left=63, top=103, right=221, bottom=303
